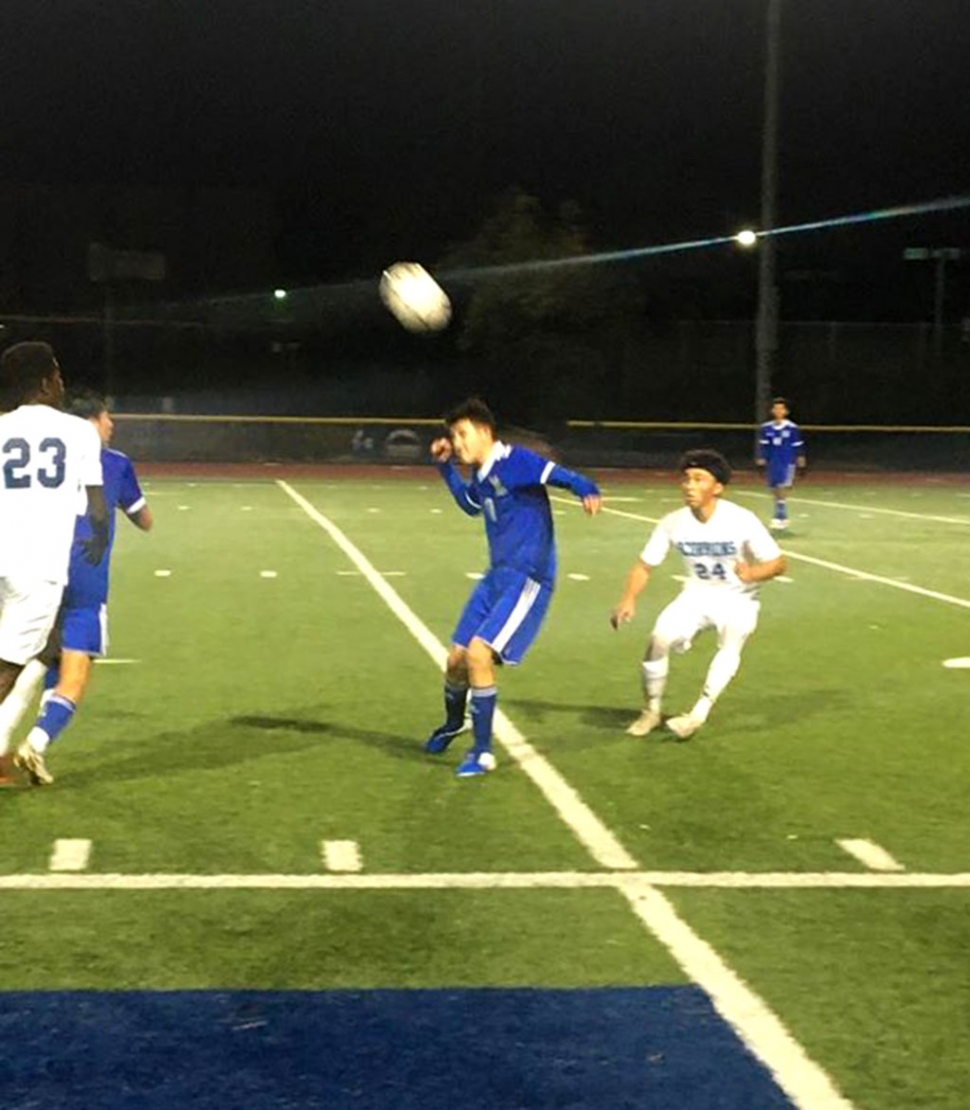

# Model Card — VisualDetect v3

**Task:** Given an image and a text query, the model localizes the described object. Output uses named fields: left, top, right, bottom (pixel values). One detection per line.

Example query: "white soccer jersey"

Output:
left=0, top=404, right=103, bottom=585
left=640, top=499, right=781, bottom=598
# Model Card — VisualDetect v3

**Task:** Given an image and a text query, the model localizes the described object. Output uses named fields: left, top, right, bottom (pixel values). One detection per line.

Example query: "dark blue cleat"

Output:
left=424, top=724, right=465, bottom=755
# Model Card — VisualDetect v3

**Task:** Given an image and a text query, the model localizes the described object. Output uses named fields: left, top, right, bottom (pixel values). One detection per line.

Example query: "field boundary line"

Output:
left=277, top=479, right=637, bottom=871
left=279, top=480, right=863, bottom=1110
left=734, top=489, right=970, bottom=527
left=554, top=497, right=970, bottom=611
left=2, top=870, right=969, bottom=891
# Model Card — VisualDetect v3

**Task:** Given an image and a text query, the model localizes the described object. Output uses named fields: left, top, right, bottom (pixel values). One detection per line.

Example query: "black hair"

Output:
left=680, top=448, right=731, bottom=486
left=67, top=387, right=108, bottom=420
left=0, top=341, right=58, bottom=407
left=771, top=396, right=790, bottom=409
left=443, top=397, right=497, bottom=434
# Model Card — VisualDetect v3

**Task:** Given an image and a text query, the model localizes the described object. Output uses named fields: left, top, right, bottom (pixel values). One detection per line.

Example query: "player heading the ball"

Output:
left=425, top=398, right=601, bottom=777
left=611, top=449, right=786, bottom=740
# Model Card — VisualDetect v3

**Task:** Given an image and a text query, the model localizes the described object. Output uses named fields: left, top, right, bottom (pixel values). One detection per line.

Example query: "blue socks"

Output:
left=29, top=694, right=76, bottom=753
left=470, top=686, right=497, bottom=754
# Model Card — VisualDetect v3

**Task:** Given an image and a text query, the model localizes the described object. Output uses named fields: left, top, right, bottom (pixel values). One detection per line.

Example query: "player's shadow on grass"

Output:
left=231, top=715, right=420, bottom=761
left=61, top=715, right=420, bottom=786
left=503, top=698, right=632, bottom=730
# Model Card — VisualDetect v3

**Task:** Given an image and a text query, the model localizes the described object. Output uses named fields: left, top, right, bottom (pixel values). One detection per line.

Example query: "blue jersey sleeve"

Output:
left=119, top=457, right=146, bottom=514
left=437, top=460, right=482, bottom=516
left=505, top=448, right=599, bottom=499
left=790, top=423, right=805, bottom=452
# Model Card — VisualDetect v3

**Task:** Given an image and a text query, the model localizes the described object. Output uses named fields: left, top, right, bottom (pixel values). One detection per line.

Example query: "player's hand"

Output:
left=755, top=459, right=766, bottom=468
left=610, top=599, right=635, bottom=629
left=582, top=494, right=602, bottom=516
left=82, top=537, right=107, bottom=566
left=734, top=559, right=754, bottom=583
left=430, top=437, right=453, bottom=463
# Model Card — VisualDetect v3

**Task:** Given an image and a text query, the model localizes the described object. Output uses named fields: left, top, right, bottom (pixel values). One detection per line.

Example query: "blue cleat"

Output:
left=424, top=723, right=465, bottom=755
left=455, top=750, right=497, bottom=778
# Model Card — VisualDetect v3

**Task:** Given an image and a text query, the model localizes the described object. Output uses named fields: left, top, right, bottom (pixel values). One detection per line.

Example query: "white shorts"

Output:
left=652, top=588, right=760, bottom=654
left=0, top=577, right=64, bottom=666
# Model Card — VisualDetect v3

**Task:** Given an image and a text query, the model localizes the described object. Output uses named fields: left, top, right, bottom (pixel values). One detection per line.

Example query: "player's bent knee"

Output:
left=646, top=635, right=671, bottom=661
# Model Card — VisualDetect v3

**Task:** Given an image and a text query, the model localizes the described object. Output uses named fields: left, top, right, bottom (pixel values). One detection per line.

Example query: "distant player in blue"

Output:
left=9, top=390, right=153, bottom=785
left=757, top=397, right=806, bottom=531
left=425, top=398, right=601, bottom=778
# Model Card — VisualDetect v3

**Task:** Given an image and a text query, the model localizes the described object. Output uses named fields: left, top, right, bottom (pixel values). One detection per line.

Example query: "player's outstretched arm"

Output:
left=610, top=560, right=651, bottom=629
left=543, top=463, right=601, bottom=514
left=431, top=437, right=482, bottom=516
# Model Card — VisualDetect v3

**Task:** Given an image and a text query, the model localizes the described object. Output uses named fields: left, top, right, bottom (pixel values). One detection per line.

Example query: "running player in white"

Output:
left=0, top=342, right=106, bottom=778
left=611, top=449, right=785, bottom=740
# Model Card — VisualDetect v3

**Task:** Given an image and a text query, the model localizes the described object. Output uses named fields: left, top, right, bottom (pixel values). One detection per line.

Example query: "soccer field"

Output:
left=1, top=469, right=968, bottom=1110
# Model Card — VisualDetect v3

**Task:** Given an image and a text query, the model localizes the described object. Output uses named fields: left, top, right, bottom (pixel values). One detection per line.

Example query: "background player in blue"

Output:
left=9, top=390, right=153, bottom=785
left=425, top=398, right=601, bottom=777
left=756, top=397, right=806, bottom=531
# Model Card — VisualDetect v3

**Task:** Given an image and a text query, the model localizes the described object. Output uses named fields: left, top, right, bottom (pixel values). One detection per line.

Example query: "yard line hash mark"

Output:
left=836, top=839, right=905, bottom=872
left=278, top=479, right=856, bottom=1110
left=321, top=840, right=362, bottom=872
left=48, top=839, right=91, bottom=872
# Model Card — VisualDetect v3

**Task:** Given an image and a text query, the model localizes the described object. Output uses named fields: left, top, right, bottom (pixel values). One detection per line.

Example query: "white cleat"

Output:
left=666, top=714, right=703, bottom=741
left=626, top=709, right=662, bottom=737
left=13, top=742, right=53, bottom=786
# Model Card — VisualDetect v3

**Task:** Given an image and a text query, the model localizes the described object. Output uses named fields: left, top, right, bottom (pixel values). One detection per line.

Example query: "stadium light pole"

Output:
left=754, top=0, right=782, bottom=434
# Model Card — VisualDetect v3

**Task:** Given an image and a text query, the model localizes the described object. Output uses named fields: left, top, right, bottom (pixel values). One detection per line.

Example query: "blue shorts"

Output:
left=60, top=603, right=109, bottom=657
left=767, top=463, right=796, bottom=490
left=452, top=567, right=553, bottom=666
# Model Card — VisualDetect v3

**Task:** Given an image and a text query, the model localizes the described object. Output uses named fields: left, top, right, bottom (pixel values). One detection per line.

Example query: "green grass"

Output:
left=1, top=470, right=968, bottom=1109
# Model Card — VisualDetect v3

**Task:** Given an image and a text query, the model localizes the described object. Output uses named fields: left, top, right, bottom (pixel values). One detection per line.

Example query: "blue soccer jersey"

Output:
left=66, top=447, right=146, bottom=608
left=758, top=419, right=805, bottom=487
left=438, top=442, right=598, bottom=586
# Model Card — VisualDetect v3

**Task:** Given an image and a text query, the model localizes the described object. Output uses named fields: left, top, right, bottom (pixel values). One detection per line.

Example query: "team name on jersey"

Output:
left=676, top=540, right=739, bottom=557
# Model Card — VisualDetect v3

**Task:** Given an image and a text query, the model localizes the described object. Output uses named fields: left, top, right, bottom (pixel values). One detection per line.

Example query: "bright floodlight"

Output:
left=273, top=288, right=288, bottom=300
left=735, top=229, right=758, bottom=248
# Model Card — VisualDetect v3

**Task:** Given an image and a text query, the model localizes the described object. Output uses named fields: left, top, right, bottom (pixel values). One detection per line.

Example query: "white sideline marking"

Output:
left=322, top=840, right=362, bottom=873
left=260, top=571, right=278, bottom=578
left=430, top=508, right=442, bottom=514
left=49, top=839, right=91, bottom=872
left=735, top=490, right=970, bottom=526
left=617, top=875, right=856, bottom=1110
left=241, top=506, right=253, bottom=512
left=154, top=570, right=172, bottom=578
left=777, top=576, right=793, bottom=583
left=177, top=505, right=190, bottom=511
left=279, top=479, right=861, bottom=1110
left=93, top=659, right=139, bottom=665
left=3, top=870, right=969, bottom=892
left=465, top=571, right=485, bottom=580
left=836, top=840, right=905, bottom=872
left=567, top=573, right=590, bottom=581
left=367, top=508, right=380, bottom=513
left=943, top=657, right=970, bottom=669
left=553, top=497, right=970, bottom=612
left=278, top=480, right=635, bottom=872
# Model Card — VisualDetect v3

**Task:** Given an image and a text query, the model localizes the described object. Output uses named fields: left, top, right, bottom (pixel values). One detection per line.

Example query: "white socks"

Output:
left=0, top=659, right=47, bottom=756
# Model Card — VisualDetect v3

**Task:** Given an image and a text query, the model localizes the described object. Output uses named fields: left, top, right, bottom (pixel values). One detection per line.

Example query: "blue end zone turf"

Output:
left=0, top=987, right=796, bottom=1109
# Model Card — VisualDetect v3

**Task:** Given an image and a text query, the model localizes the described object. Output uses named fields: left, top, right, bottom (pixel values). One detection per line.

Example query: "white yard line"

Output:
left=279, top=479, right=856, bottom=1110
left=836, top=839, right=905, bottom=873
left=48, top=839, right=91, bottom=873
left=734, top=490, right=970, bottom=527
left=278, top=479, right=636, bottom=872
left=552, top=497, right=970, bottom=612
left=321, top=840, right=362, bottom=873
left=2, top=869, right=968, bottom=892
left=617, top=874, right=856, bottom=1110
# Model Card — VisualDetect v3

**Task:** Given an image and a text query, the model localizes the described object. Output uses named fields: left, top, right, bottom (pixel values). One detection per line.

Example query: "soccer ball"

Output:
left=379, top=261, right=452, bottom=333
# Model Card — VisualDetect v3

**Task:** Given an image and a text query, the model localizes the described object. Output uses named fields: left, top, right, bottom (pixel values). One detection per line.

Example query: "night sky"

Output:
left=2, top=0, right=968, bottom=288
